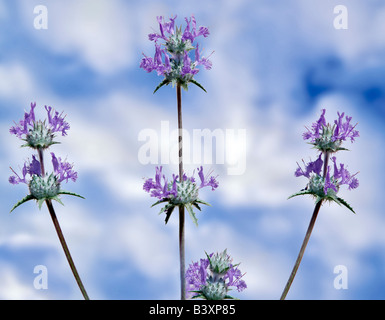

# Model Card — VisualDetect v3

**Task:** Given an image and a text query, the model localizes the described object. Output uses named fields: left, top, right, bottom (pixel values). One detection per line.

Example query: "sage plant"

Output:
left=280, top=109, right=359, bottom=300
left=141, top=15, right=214, bottom=299
left=9, top=103, right=89, bottom=300
left=185, top=249, right=247, bottom=300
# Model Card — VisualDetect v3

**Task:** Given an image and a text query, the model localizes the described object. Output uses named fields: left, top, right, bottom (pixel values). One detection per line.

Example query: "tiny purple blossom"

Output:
left=143, top=166, right=178, bottom=200
left=295, top=153, right=323, bottom=178
left=185, top=258, right=210, bottom=294
left=9, top=156, right=42, bottom=185
left=303, top=109, right=326, bottom=141
left=51, top=152, right=78, bottom=183
left=331, top=156, right=359, bottom=191
left=28, top=155, right=42, bottom=176
left=9, top=163, right=28, bottom=185
left=45, top=106, right=70, bottom=136
left=195, top=43, right=213, bottom=70
left=332, top=112, right=359, bottom=143
left=324, top=167, right=338, bottom=195
left=197, top=166, right=219, bottom=190
left=9, top=102, right=37, bottom=138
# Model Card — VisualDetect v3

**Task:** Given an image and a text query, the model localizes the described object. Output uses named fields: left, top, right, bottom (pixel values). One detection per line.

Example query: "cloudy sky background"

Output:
left=0, top=0, right=384, bottom=299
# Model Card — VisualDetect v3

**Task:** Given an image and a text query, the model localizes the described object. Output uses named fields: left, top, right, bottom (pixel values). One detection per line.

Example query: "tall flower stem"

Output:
left=280, top=151, right=329, bottom=300
left=37, top=149, right=89, bottom=300
left=176, top=83, right=186, bottom=300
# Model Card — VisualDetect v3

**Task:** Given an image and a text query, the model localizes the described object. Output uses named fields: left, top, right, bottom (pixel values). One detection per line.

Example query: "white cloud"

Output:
left=0, top=63, right=35, bottom=101
left=0, top=266, right=48, bottom=300
left=18, top=0, right=137, bottom=74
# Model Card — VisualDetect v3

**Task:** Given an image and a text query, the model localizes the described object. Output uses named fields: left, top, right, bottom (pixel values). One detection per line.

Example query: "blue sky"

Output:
left=0, top=0, right=385, bottom=300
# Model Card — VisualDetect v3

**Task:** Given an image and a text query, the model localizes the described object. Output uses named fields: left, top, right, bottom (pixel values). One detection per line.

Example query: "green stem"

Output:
left=37, top=148, right=89, bottom=300
left=177, top=83, right=186, bottom=300
left=280, top=151, right=330, bottom=300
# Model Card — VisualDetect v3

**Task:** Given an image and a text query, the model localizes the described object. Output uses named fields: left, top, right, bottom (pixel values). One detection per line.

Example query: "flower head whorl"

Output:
left=185, top=249, right=247, bottom=300
left=140, top=15, right=213, bottom=92
left=9, top=152, right=83, bottom=212
left=143, top=166, right=218, bottom=225
left=10, top=103, right=70, bottom=150
left=303, top=109, right=359, bottom=153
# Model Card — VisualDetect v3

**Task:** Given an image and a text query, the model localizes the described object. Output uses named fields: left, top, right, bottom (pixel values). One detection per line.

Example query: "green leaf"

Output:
left=52, top=196, right=65, bottom=207
left=288, top=190, right=313, bottom=200
left=158, top=203, right=173, bottom=215
left=192, top=202, right=202, bottom=211
left=195, top=199, right=211, bottom=206
left=58, top=190, right=85, bottom=200
left=180, top=81, right=189, bottom=91
left=150, top=198, right=169, bottom=208
left=37, top=199, right=45, bottom=210
left=189, top=79, right=207, bottom=92
left=153, top=79, right=171, bottom=94
left=10, top=194, right=35, bottom=213
left=191, top=293, right=205, bottom=299
left=185, top=203, right=198, bottom=226
left=336, top=196, right=356, bottom=214
left=164, top=205, right=175, bottom=225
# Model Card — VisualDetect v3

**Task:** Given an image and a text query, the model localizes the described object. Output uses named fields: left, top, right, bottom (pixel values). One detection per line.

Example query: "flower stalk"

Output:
left=9, top=103, right=88, bottom=299
left=280, top=152, right=328, bottom=300
left=141, top=15, right=216, bottom=300
left=45, top=198, right=89, bottom=300
left=37, top=148, right=89, bottom=300
left=281, top=109, right=359, bottom=300
left=177, top=83, right=186, bottom=300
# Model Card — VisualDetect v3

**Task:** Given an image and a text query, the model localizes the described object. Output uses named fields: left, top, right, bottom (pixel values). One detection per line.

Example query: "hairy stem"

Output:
left=176, top=84, right=186, bottom=300
left=37, top=148, right=89, bottom=300
left=280, top=151, right=329, bottom=300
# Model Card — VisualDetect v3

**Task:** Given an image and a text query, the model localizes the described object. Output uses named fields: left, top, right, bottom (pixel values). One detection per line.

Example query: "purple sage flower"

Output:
left=9, top=152, right=83, bottom=212
left=140, top=15, right=213, bottom=92
left=143, top=166, right=218, bottom=225
left=10, top=102, right=70, bottom=149
left=185, top=250, right=247, bottom=300
left=303, top=109, right=359, bottom=152
left=293, top=153, right=359, bottom=199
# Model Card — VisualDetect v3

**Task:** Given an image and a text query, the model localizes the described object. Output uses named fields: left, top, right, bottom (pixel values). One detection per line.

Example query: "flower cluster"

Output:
left=290, top=109, right=359, bottom=213
left=10, top=153, right=77, bottom=186
left=303, top=109, right=359, bottom=153
left=10, top=102, right=70, bottom=149
left=140, top=15, right=213, bottom=92
left=185, top=249, right=247, bottom=300
left=143, top=166, right=218, bottom=225
left=9, top=103, right=83, bottom=212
